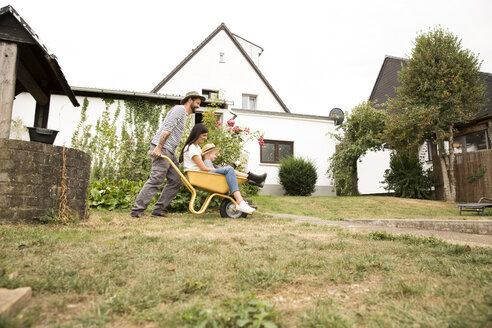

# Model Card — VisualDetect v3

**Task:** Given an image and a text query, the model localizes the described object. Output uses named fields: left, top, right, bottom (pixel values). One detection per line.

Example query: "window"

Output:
left=219, top=52, right=225, bottom=63
left=426, top=141, right=433, bottom=162
left=194, top=112, right=203, bottom=124
left=452, top=130, right=489, bottom=154
left=260, top=140, right=293, bottom=163
left=202, top=89, right=219, bottom=101
left=194, top=112, right=221, bottom=125
left=242, top=94, right=257, bottom=110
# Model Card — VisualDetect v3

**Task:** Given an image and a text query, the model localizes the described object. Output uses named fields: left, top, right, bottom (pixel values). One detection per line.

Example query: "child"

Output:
left=201, top=143, right=267, bottom=188
left=180, top=124, right=256, bottom=214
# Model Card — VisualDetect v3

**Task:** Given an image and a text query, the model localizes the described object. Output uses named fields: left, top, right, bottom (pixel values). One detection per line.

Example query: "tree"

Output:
left=386, top=27, right=487, bottom=202
left=328, top=101, right=387, bottom=195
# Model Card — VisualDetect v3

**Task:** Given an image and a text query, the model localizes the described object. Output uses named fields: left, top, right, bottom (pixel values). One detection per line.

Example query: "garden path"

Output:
left=266, top=213, right=492, bottom=248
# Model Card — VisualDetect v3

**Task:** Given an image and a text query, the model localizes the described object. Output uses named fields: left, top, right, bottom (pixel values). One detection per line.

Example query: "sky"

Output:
left=4, top=0, right=492, bottom=116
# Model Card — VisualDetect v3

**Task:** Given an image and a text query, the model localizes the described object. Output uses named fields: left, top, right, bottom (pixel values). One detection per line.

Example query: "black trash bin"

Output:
left=28, top=127, right=59, bottom=145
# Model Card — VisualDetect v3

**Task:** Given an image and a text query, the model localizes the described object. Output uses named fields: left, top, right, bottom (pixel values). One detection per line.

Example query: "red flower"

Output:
left=258, top=138, right=264, bottom=146
left=227, top=119, right=235, bottom=127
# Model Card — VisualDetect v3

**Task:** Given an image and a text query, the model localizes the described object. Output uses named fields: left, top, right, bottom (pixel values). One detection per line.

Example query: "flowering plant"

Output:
left=202, top=108, right=264, bottom=168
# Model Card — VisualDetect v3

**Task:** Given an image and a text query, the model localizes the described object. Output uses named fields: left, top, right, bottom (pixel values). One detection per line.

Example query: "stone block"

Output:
left=0, top=287, right=32, bottom=316
left=0, top=172, right=9, bottom=182
left=0, top=208, right=16, bottom=222
left=0, top=159, right=15, bottom=171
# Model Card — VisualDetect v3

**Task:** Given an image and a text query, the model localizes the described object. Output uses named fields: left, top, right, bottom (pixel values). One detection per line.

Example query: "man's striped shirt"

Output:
left=151, top=105, right=189, bottom=153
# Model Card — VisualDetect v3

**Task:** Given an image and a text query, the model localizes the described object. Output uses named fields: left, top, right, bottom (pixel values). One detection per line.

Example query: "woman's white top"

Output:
left=183, top=143, right=202, bottom=172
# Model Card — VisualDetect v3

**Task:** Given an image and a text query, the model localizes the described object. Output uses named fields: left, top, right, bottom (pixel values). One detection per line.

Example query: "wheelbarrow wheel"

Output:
left=220, top=198, right=248, bottom=218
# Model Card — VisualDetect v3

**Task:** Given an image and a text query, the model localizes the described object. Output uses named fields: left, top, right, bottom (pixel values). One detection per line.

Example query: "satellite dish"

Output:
left=329, top=108, right=344, bottom=125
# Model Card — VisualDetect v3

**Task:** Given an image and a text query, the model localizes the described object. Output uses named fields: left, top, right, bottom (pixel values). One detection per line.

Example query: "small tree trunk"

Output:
left=351, top=159, right=359, bottom=196
left=448, top=126, right=457, bottom=202
left=438, top=140, right=452, bottom=202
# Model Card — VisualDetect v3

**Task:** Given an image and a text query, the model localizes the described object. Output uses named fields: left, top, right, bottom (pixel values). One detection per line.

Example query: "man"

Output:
left=130, top=91, right=205, bottom=218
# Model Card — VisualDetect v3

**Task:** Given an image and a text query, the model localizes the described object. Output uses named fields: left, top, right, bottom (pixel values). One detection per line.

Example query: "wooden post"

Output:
left=34, top=100, right=50, bottom=128
left=0, top=41, right=18, bottom=139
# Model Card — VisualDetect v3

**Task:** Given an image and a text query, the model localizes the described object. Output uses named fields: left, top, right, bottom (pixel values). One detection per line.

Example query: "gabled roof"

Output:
left=369, top=55, right=406, bottom=104
left=370, top=55, right=492, bottom=119
left=151, top=23, right=290, bottom=113
left=0, top=5, right=79, bottom=106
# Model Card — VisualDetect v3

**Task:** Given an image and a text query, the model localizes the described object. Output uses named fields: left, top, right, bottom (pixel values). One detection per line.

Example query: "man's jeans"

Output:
left=131, top=147, right=182, bottom=215
left=211, top=166, right=239, bottom=193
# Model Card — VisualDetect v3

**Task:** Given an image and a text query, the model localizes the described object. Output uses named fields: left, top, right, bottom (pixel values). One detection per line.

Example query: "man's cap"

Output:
left=180, top=91, right=206, bottom=105
left=201, top=143, right=220, bottom=155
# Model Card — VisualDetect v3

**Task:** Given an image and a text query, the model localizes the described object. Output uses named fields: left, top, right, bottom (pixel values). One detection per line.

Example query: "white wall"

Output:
left=226, top=110, right=337, bottom=195
left=155, top=30, right=285, bottom=113
left=12, top=93, right=125, bottom=147
left=234, top=36, right=262, bottom=67
left=357, top=149, right=392, bottom=194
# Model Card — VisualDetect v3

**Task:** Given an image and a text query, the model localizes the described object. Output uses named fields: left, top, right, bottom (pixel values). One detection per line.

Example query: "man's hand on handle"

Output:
left=152, top=145, right=162, bottom=158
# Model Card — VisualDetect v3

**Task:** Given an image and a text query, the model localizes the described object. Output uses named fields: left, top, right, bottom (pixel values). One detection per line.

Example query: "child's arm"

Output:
left=192, top=155, right=214, bottom=172
left=203, top=159, right=216, bottom=169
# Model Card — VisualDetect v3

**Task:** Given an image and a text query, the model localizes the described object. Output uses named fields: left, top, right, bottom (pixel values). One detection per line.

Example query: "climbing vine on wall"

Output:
left=71, top=97, right=174, bottom=182
left=118, top=99, right=172, bottom=181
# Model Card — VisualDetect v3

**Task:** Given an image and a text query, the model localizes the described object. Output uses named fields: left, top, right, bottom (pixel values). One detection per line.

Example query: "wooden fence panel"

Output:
left=454, top=150, right=492, bottom=202
left=432, top=149, right=492, bottom=202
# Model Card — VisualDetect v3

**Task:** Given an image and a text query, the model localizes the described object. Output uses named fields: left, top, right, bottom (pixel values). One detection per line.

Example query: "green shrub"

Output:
left=383, top=151, right=434, bottom=199
left=240, top=182, right=260, bottom=197
left=88, top=178, right=221, bottom=212
left=278, top=156, right=318, bottom=196
left=181, top=294, right=278, bottom=327
left=89, top=178, right=144, bottom=210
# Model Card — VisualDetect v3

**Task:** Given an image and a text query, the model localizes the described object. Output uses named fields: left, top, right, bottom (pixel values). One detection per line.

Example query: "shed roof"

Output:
left=64, top=86, right=226, bottom=108
left=0, top=5, right=79, bottom=106
left=369, top=55, right=492, bottom=119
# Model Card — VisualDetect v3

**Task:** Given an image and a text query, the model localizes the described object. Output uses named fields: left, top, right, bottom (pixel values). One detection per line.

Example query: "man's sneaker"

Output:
left=236, top=201, right=256, bottom=214
left=130, top=212, right=143, bottom=218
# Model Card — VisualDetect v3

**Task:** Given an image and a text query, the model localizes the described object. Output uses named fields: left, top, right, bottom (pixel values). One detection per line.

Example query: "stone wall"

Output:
left=0, top=139, right=91, bottom=222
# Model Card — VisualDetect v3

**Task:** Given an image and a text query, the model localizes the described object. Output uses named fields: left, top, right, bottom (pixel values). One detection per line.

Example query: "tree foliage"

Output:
left=328, top=101, right=387, bottom=195
left=385, top=27, right=487, bottom=201
left=201, top=105, right=264, bottom=169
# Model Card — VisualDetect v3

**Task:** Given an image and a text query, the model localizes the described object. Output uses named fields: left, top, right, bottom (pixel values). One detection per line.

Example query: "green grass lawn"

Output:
left=251, top=195, right=492, bottom=220
left=0, top=206, right=491, bottom=327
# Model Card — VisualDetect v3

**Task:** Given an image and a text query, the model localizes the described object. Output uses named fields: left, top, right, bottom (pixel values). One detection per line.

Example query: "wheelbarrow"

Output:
left=160, top=154, right=250, bottom=218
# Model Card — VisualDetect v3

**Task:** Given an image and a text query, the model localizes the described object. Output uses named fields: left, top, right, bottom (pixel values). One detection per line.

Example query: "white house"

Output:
left=11, top=23, right=339, bottom=196
left=150, top=23, right=338, bottom=195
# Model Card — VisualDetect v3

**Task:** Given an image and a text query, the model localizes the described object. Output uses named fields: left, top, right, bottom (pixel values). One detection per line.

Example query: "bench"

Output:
left=457, top=197, right=492, bottom=216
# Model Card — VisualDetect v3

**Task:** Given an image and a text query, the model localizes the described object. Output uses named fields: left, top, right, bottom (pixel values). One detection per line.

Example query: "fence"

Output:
left=433, top=149, right=492, bottom=202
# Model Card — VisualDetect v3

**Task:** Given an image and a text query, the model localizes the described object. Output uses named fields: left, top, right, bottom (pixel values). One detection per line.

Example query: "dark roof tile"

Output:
left=370, top=56, right=492, bottom=119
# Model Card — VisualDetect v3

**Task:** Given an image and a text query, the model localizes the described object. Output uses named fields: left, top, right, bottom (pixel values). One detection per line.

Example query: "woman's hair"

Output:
left=179, top=123, right=209, bottom=163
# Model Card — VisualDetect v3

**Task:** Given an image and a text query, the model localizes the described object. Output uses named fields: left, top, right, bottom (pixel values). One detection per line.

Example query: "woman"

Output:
left=179, top=123, right=256, bottom=214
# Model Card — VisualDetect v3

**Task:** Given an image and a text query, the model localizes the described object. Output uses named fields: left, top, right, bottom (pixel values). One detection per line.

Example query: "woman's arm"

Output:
left=192, top=155, right=214, bottom=172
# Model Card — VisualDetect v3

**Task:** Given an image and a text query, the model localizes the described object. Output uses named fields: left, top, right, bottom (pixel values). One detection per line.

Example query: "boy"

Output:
left=201, top=144, right=267, bottom=187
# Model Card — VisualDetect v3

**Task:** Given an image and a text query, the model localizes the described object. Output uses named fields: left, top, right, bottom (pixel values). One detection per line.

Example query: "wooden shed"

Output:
left=0, top=5, right=79, bottom=139
left=0, top=6, right=90, bottom=223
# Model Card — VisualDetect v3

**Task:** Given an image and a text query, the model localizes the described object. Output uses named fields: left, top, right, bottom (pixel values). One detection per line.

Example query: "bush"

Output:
left=383, top=151, right=434, bottom=199
left=278, top=156, right=317, bottom=196
left=89, top=178, right=144, bottom=210
left=88, top=178, right=222, bottom=212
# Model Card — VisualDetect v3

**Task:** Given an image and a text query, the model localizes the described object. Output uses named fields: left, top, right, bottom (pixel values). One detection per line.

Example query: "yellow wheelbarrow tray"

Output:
left=160, top=155, right=249, bottom=218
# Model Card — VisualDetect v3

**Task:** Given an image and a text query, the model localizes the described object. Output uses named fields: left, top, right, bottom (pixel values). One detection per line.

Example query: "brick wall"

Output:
left=0, top=139, right=91, bottom=222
